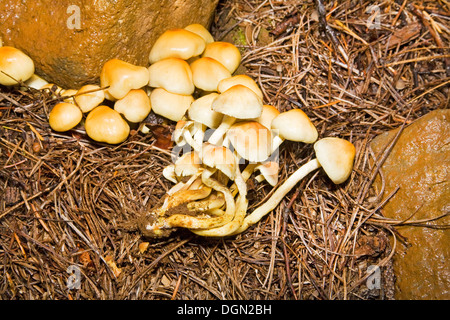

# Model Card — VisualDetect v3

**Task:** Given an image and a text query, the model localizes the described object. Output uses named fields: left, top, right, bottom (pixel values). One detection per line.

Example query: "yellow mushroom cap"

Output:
left=149, top=28, right=206, bottom=64
left=85, top=105, right=130, bottom=144
left=74, top=84, right=105, bottom=113
left=61, top=89, right=78, bottom=103
left=255, top=161, right=279, bottom=186
left=150, top=88, right=194, bottom=122
left=217, top=74, right=263, bottom=100
left=212, top=84, right=263, bottom=119
left=256, top=105, right=280, bottom=130
left=201, top=143, right=237, bottom=180
left=226, top=121, right=273, bottom=163
left=0, top=46, right=35, bottom=86
left=100, top=58, right=149, bottom=101
left=184, top=23, right=215, bottom=44
left=188, top=93, right=223, bottom=129
left=148, top=58, right=194, bottom=95
left=202, top=41, right=241, bottom=74
left=313, top=137, right=356, bottom=184
left=190, top=57, right=231, bottom=92
left=48, top=102, right=82, bottom=132
left=114, top=89, right=151, bottom=123
left=271, top=109, right=318, bottom=144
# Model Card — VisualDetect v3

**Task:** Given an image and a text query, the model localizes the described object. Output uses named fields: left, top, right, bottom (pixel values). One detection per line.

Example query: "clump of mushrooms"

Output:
left=1, top=23, right=356, bottom=239
left=133, top=25, right=356, bottom=238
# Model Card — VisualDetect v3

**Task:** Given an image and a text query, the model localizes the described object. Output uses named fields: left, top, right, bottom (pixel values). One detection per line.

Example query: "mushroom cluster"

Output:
left=0, top=24, right=356, bottom=238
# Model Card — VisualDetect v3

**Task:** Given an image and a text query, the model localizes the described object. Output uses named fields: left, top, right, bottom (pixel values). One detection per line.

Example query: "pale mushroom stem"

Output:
left=255, top=174, right=265, bottom=182
left=161, top=173, right=202, bottom=211
left=231, top=158, right=321, bottom=235
left=187, top=193, right=225, bottom=212
left=166, top=169, right=236, bottom=229
left=166, top=172, right=201, bottom=197
left=193, top=124, right=206, bottom=145
left=230, top=163, right=257, bottom=196
left=163, top=186, right=212, bottom=210
left=190, top=194, right=248, bottom=237
left=207, top=115, right=236, bottom=145
left=183, top=129, right=202, bottom=153
left=190, top=162, right=248, bottom=237
left=271, top=135, right=284, bottom=153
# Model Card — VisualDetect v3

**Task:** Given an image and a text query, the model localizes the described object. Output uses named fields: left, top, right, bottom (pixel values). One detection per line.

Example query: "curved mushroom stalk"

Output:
left=184, top=122, right=204, bottom=153
left=205, top=208, right=226, bottom=216
left=193, top=123, right=206, bottom=145
left=230, top=163, right=257, bottom=196
left=164, top=169, right=236, bottom=229
left=162, top=152, right=202, bottom=199
left=163, top=185, right=212, bottom=211
left=174, top=120, right=203, bottom=153
left=232, top=137, right=356, bottom=235
left=232, top=158, right=321, bottom=235
left=139, top=175, right=211, bottom=238
left=187, top=192, right=225, bottom=212
left=199, top=169, right=236, bottom=222
left=233, top=164, right=247, bottom=198
left=165, top=171, right=202, bottom=199
left=190, top=158, right=248, bottom=237
left=173, top=120, right=188, bottom=147
left=190, top=193, right=248, bottom=237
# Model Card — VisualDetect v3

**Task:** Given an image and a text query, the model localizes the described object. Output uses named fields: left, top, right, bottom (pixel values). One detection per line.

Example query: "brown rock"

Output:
left=371, top=109, right=450, bottom=300
left=0, top=0, right=219, bottom=89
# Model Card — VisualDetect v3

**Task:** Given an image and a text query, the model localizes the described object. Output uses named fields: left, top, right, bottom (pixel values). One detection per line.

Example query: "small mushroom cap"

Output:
left=217, top=74, right=263, bottom=100
left=313, top=137, right=356, bottom=184
left=74, top=84, right=105, bottom=113
left=188, top=93, right=223, bottom=129
left=202, top=41, right=241, bottom=74
left=100, top=58, right=149, bottom=100
left=61, top=89, right=78, bottom=103
left=149, top=28, right=206, bottom=64
left=114, top=89, right=151, bottom=123
left=271, top=109, right=318, bottom=143
left=190, top=57, right=231, bottom=92
left=48, top=102, right=82, bottom=132
left=148, top=58, right=194, bottom=95
left=174, top=151, right=201, bottom=177
left=184, top=24, right=214, bottom=44
left=256, top=161, right=279, bottom=186
left=0, top=46, right=35, bottom=86
left=150, top=88, right=194, bottom=122
left=226, top=121, right=273, bottom=163
left=201, top=143, right=236, bottom=180
left=212, top=84, right=263, bottom=119
left=85, top=105, right=130, bottom=144
left=256, top=105, right=280, bottom=129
